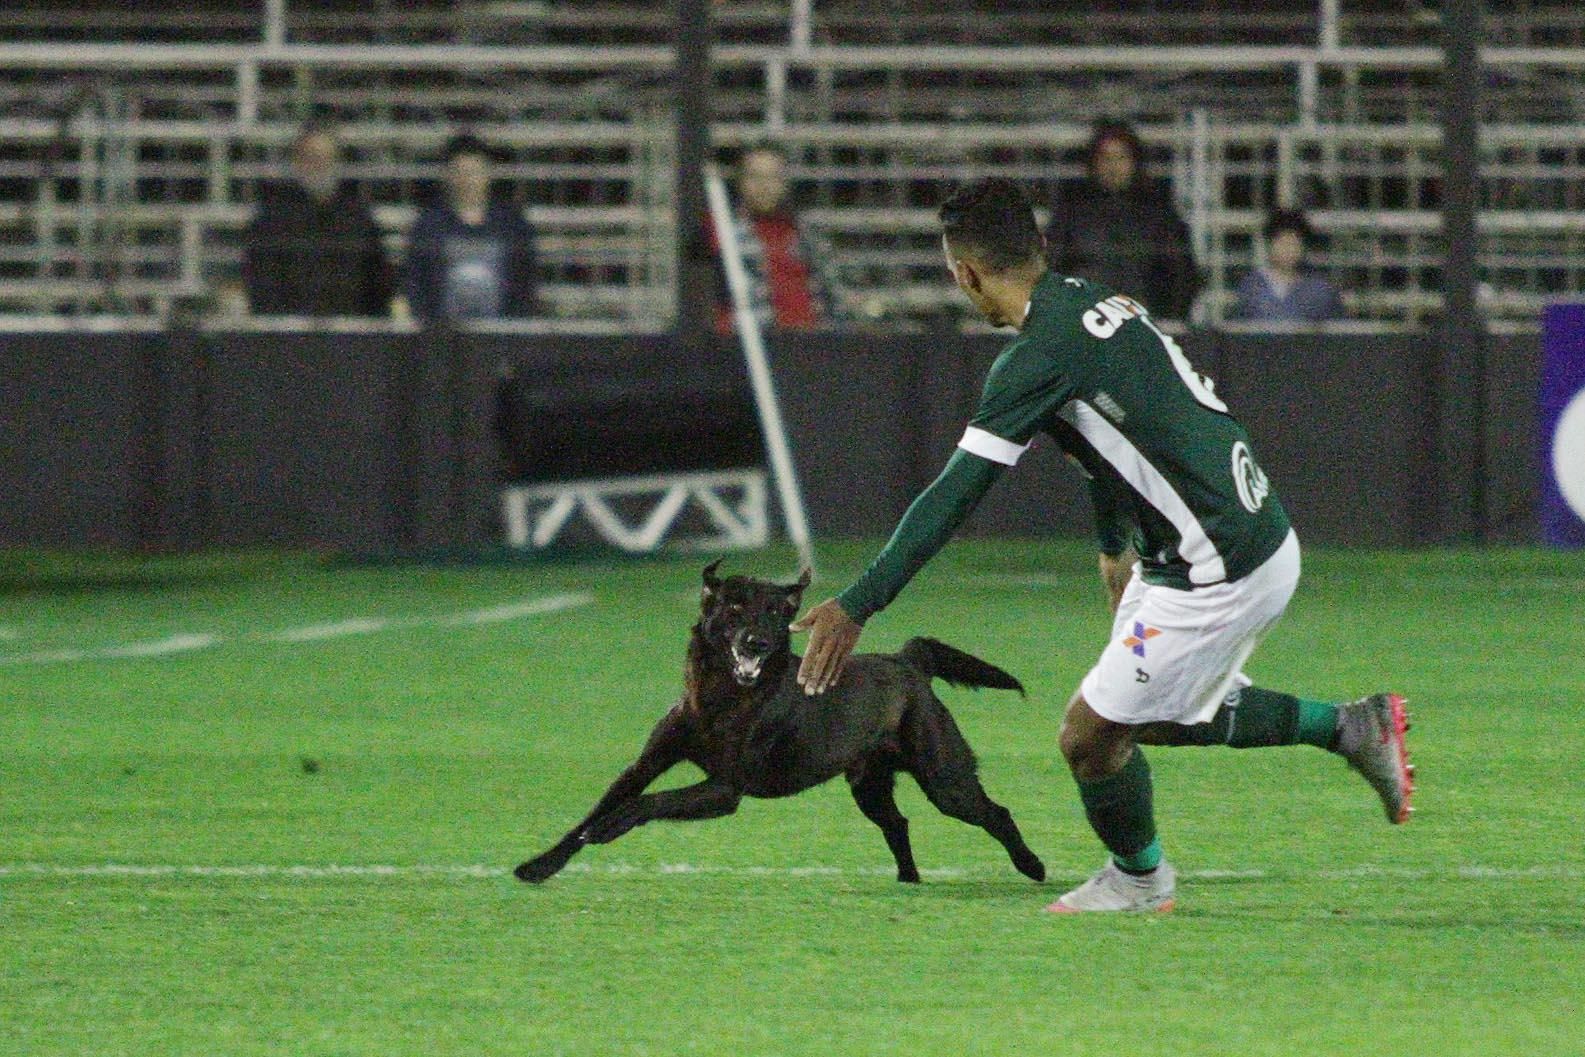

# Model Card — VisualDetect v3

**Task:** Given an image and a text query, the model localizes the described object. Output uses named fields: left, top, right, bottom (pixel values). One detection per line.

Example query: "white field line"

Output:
left=263, top=593, right=591, bottom=642
left=0, top=626, right=19, bottom=640
left=0, top=593, right=593, bottom=666
left=102, top=633, right=220, bottom=658
left=270, top=618, right=392, bottom=643
left=1, top=862, right=1581, bottom=883
left=439, top=595, right=591, bottom=626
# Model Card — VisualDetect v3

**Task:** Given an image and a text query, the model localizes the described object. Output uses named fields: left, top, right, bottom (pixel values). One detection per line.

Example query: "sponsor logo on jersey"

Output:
left=1122, top=621, right=1162, bottom=658
left=1231, top=441, right=1270, bottom=513
left=1092, top=390, right=1127, bottom=424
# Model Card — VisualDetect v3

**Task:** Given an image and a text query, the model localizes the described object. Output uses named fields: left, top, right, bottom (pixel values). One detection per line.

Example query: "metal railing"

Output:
left=3, top=2, right=1583, bottom=51
left=1, top=32, right=1583, bottom=328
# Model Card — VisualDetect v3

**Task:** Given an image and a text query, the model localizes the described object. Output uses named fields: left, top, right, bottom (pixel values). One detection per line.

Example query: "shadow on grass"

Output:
left=1341, top=911, right=1585, bottom=936
left=0, top=550, right=322, bottom=595
left=855, top=878, right=1058, bottom=901
left=1185, top=904, right=1585, bottom=936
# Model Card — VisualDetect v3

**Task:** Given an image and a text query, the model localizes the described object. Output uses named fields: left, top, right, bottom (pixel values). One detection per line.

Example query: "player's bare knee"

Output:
left=1058, top=699, right=1102, bottom=771
left=1060, top=693, right=1135, bottom=780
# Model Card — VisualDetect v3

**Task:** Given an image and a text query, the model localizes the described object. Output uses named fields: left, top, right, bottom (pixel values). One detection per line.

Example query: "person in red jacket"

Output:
left=708, top=142, right=837, bottom=332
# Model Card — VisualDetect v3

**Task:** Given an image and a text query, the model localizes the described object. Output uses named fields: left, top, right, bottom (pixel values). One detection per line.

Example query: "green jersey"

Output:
left=838, top=271, right=1291, bottom=621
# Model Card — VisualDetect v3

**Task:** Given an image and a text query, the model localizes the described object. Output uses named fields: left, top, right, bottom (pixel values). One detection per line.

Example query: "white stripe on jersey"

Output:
left=1058, top=400, right=1228, bottom=585
left=958, top=426, right=1032, bottom=466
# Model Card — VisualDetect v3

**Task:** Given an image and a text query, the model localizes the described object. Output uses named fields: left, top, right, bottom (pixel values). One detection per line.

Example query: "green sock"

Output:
left=1075, top=747, right=1161, bottom=870
left=1295, top=696, right=1342, bottom=749
left=1154, top=688, right=1339, bottom=749
left=1115, top=837, right=1163, bottom=874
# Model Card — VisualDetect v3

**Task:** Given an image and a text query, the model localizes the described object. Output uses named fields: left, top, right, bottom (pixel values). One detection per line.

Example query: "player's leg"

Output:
left=1136, top=689, right=1414, bottom=823
left=1135, top=681, right=1342, bottom=750
left=1127, top=532, right=1412, bottom=823
left=1049, top=692, right=1176, bottom=913
left=1045, top=558, right=1178, bottom=911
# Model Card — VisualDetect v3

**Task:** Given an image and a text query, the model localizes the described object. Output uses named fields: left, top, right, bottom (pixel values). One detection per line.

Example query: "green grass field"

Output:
left=2, top=540, right=1582, bottom=1057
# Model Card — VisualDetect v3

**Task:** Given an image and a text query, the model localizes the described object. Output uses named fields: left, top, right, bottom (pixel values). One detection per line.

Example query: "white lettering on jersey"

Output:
left=1079, top=295, right=1228, bottom=413
left=1081, top=294, right=1147, bottom=339
left=1140, top=316, right=1229, bottom=413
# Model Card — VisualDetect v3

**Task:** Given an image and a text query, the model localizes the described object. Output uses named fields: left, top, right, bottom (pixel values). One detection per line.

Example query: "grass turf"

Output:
left=2, top=540, right=1582, bottom=1056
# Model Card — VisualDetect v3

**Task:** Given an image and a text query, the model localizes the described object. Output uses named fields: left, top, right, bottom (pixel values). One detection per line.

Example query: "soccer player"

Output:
left=791, top=178, right=1413, bottom=913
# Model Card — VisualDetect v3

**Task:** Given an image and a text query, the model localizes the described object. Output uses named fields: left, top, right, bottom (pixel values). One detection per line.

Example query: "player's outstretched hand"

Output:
left=790, top=598, right=863, bottom=696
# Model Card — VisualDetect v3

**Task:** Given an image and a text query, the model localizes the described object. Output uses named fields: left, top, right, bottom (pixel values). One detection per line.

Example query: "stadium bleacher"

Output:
left=0, top=1, right=1581, bottom=326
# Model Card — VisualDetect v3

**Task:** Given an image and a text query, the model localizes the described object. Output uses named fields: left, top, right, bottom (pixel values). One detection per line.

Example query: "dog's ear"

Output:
left=785, top=566, right=812, bottom=600
left=701, top=559, right=723, bottom=604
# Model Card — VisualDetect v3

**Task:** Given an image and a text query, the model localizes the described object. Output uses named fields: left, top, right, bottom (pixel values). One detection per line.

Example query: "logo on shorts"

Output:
left=1123, top=621, right=1161, bottom=658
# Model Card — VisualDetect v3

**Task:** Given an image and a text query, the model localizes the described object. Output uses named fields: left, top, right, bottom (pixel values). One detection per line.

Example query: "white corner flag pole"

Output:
left=703, top=161, right=817, bottom=575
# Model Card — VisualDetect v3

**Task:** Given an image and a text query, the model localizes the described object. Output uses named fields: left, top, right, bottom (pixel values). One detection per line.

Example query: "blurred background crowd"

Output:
left=0, top=0, right=1579, bottom=335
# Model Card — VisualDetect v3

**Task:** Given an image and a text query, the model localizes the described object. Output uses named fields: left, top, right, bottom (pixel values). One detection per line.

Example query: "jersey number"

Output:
left=1142, top=317, right=1228, bottom=413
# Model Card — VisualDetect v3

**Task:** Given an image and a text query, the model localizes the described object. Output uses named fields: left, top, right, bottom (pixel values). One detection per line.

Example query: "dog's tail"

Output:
left=898, top=637, right=1025, bottom=696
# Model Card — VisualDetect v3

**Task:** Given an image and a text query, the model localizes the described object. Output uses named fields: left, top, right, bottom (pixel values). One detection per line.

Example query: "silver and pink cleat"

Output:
left=1336, top=692, right=1416, bottom=823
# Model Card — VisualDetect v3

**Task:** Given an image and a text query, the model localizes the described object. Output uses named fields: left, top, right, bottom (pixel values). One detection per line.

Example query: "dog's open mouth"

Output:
left=730, top=648, right=766, bottom=686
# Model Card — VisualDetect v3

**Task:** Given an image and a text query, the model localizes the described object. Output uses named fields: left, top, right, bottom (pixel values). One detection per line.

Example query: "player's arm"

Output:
left=1088, top=473, right=1136, bottom=613
left=1053, top=419, right=1135, bottom=613
left=793, top=448, right=1004, bottom=694
left=795, top=342, right=1068, bottom=695
left=840, top=447, right=1004, bottom=622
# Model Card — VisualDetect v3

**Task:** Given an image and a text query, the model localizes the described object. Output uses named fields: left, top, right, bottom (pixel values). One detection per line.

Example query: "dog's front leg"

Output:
left=581, top=779, right=742, bottom=845
left=515, top=709, right=688, bottom=884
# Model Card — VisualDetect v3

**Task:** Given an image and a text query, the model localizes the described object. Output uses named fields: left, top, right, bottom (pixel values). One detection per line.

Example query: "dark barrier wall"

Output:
left=1212, top=331, right=1439, bottom=547
left=0, top=333, right=166, bottom=548
left=0, top=327, right=1542, bottom=551
left=767, top=330, right=1097, bottom=538
left=187, top=331, right=495, bottom=550
left=2, top=329, right=494, bottom=552
left=1485, top=335, right=1545, bottom=544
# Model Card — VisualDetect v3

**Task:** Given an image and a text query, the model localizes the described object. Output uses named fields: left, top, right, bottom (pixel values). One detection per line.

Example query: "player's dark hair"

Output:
left=1264, top=207, right=1316, bottom=245
left=938, top=178, right=1044, bottom=273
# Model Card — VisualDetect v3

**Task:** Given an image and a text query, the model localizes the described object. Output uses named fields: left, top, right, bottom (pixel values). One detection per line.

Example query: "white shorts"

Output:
left=1080, top=531, right=1301, bottom=726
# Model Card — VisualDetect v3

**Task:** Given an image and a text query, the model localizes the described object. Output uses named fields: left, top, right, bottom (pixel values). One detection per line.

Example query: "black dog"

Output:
left=515, top=562, right=1045, bottom=884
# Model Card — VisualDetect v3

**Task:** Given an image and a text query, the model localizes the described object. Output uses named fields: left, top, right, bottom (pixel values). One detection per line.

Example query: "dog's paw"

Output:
left=1016, top=853, right=1046, bottom=883
left=514, top=854, right=565, bottom=884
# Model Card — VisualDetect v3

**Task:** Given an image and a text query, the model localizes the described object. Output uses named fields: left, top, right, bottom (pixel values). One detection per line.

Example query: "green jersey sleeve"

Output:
left=835, top=448, right=1004, bottom=623
left=960, top=340, right=1076, bottom=464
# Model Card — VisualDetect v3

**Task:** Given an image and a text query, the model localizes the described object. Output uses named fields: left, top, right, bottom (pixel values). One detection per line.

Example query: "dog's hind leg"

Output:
left=846, top=757, right=921, bottom=883
left=903, top=701, right=1046, bottom=883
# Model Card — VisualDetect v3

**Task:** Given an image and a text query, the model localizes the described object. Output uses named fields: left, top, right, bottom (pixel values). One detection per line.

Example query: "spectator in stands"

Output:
left=1230, top=208, right=1345, bottom=323
left=1044, top=120, right=1203, bottom=320
left=241, top=122, right=395, bottom=317
left=708, top=142, right=838, bottom=331
left=400, top=133, right=539, bottom=322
